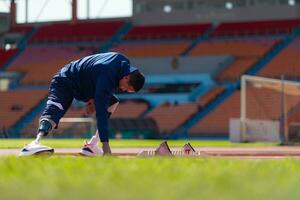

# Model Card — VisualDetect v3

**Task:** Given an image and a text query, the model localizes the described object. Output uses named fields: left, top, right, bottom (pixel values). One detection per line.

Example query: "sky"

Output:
left=0, top=0, right=132, bottom=23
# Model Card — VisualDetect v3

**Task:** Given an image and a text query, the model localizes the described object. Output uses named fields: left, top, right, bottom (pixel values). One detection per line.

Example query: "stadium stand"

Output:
left=111, top=101, right=149, bottom=118
left=132, top=56, right=233, bottom=75
left=190, top=39, right=279, bottom=57
left=197, top=86, right=225, bottom=108
left=0, top=90, right=48, bottom=131
left=258, top=37, right=300, bottom=79
left=6, top=18, right=300, bottom=139
left=8, top=46, right=96, bottom=85
left=124, top=23, right=211, bottom=40
left=30, top=20, right=125, bottom=43
left=109, top=100, right=155, bottom=139
left=111, top=23, right=211, bottom=57
left=189, top=88, right=300, bottom=137
left=288, top=106, right=300, bottom=124
left=10, top=25, right=33, bottom=35
left=213, top=19, right=300, bottom=37
left=189, top=38, right=279, bottom=81
left=111, top=41, right=191, bottom=57
left=0, top=48, right=18, bottom=70
left=146, top=103, right=198, bottom=135
left=216, top=58, right=258, bottom=81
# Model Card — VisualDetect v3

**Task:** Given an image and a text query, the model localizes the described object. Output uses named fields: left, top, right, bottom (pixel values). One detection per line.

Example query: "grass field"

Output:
left=0, top=138, right=278, bottom=149
left=1, top=156, right=300, bottom=200
left=2, top=139, right=297, bottom=200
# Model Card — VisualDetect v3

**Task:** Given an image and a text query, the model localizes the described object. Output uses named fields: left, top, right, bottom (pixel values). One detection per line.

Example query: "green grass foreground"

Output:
left=0, top=139, right=278, bottom=149
left=0, top=156, right=300, bottom=200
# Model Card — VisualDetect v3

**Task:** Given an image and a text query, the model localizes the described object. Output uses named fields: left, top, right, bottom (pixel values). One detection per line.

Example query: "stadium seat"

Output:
left=111, top=23, right=211, bottom=57
left=197, top=86, right=225, bottom=108
left=259, top=37, right=300, bottom=79
left=111, top=42, right=190, bottom=57
left=216, top=58, right=258, bottom=81
left=124, top=23, right=211, bottom=40
left=0, top=49, right=18, bottom=70
left=111, top=101, right=149, bottom=118
left=30, top=20, right=124, bottom=43
left=189, top=39, right=279, bottom=81
left=0, top=90, right=48, bottom=130
left=213, top=19, right=300, bottom=37
left=10, top=25, right=33, bottom=35
left=146, top=103, right=198, bottom=135
left=8, top=46, right=96, bottom=85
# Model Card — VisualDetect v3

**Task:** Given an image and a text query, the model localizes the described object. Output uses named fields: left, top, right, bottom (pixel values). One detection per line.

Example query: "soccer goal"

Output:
left=52, top=117, right=96, bottom=138
left=230, top=75, right=300, bottom=144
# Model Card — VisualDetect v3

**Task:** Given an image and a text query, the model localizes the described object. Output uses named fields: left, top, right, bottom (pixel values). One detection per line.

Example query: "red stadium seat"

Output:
left=213, top=19, right=300, bottom=37
left=30, top=20, right=125, bottom=43
left=10, top=25, right=33, bottom=34
left=0, top=49, right=18, bottom=69
left=124, top=23, right=211, bottom=40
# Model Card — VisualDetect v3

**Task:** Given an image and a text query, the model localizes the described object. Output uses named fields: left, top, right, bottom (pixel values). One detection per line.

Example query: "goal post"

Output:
left=230, top=75, right=300, bottom=144
left=52, top=117, right=96, bottom=138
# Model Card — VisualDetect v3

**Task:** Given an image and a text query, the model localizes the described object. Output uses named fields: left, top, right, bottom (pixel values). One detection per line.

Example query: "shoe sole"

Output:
left=34, top=149, right=54, bottom=156
left=79, top=149, right=101, bottom=157
left=19, top=149, right=54, bottom=157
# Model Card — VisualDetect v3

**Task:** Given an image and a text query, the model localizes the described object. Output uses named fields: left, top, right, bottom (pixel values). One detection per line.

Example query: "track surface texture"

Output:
left=2, top=146, right=300, bottom=158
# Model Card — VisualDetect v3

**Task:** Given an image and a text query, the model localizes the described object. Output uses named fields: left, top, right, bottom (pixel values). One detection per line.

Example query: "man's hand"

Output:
left=85, top=99, right=95, bottom=115
left=102, top=142, right=112, bottom=155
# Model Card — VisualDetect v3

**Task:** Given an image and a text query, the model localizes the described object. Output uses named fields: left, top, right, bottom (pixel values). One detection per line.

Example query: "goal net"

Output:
left=55, top=117, right=97, bottom=138
left=230, top=75, right=300, bottom=144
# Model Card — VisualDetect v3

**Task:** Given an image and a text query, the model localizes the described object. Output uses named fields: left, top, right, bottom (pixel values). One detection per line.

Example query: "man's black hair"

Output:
left=129, top=71, right=145, bottom=92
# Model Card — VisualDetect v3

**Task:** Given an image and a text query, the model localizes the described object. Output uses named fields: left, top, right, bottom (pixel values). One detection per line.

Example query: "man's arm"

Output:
left=94, top=70, right=116, bottom=155
left=94, top=91, right=112, bottom=155
left=86, top=95, right=120, bottom=155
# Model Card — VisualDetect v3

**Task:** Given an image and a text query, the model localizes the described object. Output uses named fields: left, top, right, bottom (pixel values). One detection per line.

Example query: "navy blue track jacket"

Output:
left=55, top=52, right=137, bottom=142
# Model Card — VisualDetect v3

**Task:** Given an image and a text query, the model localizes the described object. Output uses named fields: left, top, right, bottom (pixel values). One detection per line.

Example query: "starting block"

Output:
left=137, top=141, right=200, bottom=157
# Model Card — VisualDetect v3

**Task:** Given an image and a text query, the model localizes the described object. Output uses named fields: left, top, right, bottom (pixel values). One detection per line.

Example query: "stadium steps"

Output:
left=10, top=98, right=47, bottom=137
left=2, top=27, right=38, bottom=72
left=98, top=21, right=132, bottom=53
left=181, top=25, right=215, bottom=56
left=170, top=84, right=237, bottom=139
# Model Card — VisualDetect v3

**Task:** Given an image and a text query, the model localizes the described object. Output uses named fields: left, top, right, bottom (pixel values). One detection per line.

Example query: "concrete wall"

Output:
left=132, top=3, right=300, bottom=25
left=0, top=13, right=9, bottom=34
left=131, top=55, right=234, bottom=76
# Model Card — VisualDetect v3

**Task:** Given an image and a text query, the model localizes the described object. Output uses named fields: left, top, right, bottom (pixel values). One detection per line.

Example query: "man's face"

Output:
left=119, top=76, right=135, bottom=93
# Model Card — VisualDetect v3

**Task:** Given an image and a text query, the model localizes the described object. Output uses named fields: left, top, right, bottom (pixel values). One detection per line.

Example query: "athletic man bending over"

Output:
left=20, top=52, right=145, bottom=156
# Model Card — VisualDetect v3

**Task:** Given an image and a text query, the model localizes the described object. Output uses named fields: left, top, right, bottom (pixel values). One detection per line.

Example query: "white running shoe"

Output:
left=19, top=141, right=54, bottom=157
left=79, top=142, right=102, bottom=157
